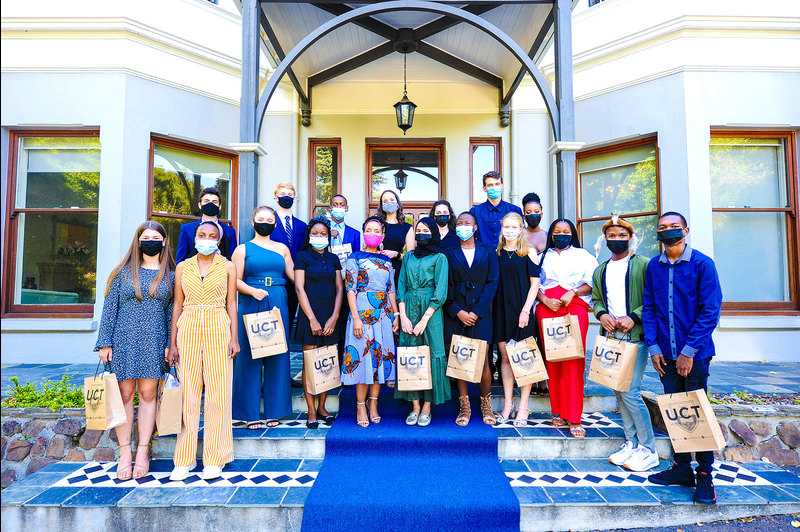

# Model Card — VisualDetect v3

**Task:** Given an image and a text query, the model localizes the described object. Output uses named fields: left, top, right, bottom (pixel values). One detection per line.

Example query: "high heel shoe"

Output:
left=368, top=396, right=381, bottom=423
left=513, top=408, right=530, bottom=427
left=355, top=401, right=369, bottom=427
left=495, top=402, right=516, bottom=424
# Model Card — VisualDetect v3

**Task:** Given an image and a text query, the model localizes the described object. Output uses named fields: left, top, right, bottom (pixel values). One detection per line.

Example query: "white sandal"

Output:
left=495, top=402, right=516, bottom=424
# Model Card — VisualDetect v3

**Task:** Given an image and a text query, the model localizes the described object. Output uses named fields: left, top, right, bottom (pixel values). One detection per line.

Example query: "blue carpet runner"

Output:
left=302, top=387, right=520, bottom=532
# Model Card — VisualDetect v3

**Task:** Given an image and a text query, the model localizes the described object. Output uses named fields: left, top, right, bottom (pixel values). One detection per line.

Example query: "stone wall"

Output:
left=1, top=407, right=122, bottom=488
left=643, top=391, right=800, bottom=466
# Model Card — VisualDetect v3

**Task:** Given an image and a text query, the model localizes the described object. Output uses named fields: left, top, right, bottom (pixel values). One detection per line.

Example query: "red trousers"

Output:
left=535, top=285, right=589, bottom=425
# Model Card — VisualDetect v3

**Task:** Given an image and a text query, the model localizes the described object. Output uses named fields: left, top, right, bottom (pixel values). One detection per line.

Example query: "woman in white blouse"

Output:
left=535, top=219, right=598, bottom=438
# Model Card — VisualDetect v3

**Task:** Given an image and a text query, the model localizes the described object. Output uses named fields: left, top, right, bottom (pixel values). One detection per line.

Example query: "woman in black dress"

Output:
left=294, top=217, right=344, bottom=428
left=444, top=212, right=499, bottom=425
left=430, top=200, right=460, bottom=250
left=376, top=190, right=414, bottom=285
left=493, top=212, right=541, bottom=426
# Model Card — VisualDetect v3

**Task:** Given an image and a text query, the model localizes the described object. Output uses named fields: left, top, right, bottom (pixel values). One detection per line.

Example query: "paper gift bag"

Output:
left=541, top=314, right=585, bottom=362
left=155, top=371, right=183, bottom=436
left=330, top=243, right=353, bottom=279
left=244, top=306, right=288, bottom=359
left=507, top=337, right=549, bottom=387
left=396, top=346, right=433, bottom=391
left=304, top=344, right=341, bottom=395
left=84, top=362, right=127, bottom=431
left=446, top=333, right=487, bottom=383
left=657, top=389, right=726, bottom=453
left=587, top=335, right=639, bottom=392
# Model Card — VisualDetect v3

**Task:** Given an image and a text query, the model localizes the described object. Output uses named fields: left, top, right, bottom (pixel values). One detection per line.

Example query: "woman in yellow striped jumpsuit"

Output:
left=167, top=221, right=239, bottom=481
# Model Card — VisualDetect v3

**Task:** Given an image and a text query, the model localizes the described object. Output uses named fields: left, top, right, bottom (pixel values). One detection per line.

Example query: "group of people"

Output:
left=96, top=170, right=723, bottom=505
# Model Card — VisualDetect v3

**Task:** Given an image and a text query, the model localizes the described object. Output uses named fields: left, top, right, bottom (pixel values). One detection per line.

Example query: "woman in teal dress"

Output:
left=396, top=217, right=450, bottom=427
left=231, top=206, right=294, bottom=429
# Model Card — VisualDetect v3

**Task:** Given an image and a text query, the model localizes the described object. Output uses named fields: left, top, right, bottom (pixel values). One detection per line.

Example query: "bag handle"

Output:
left=94, top=360, right=111, bottom=377
left=255, top=293, right=272, bottom=313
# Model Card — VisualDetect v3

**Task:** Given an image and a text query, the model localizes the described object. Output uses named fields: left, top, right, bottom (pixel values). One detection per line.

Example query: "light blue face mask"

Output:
left=330, top=207, right=347, bottom=221
left=456, top=226, right=475, bottom=241
left=382, top=201, right=399, bottom=213
left=486, top=187, right=503, bottom=200
left=309, top=236, right=328, bottom=250
left=195, top=239, right=219, bottom=256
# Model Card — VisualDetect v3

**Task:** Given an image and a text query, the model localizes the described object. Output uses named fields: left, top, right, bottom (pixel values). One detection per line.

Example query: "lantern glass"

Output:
left=394, top=169, right=408, bottom=191
left=394, top=96, right=416, bottom=134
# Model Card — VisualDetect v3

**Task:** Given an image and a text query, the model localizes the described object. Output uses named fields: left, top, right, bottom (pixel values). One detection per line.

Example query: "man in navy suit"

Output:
left=329, top=194, right=361, bottom=365
left=270, top=182, right=307, bottom=332
left=175, top=187, right=238, bottom=263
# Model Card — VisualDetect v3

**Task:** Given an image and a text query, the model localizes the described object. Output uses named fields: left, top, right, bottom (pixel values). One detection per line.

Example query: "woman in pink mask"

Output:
left=342, top=216, right=400, bottom=427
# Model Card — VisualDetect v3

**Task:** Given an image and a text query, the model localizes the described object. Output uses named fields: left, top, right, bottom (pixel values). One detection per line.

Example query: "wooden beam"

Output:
left=413, top=3, right=500, bottom=41
left=308, top=42, right=396, bottom=87
left=311, top=3, right=398, bottom=40
left=501, top=6, right=553, bottom=106
left=265, top=1, right=553, bottom=4
left=416, top=41, right=502, bottom=89
left=259, top=6, right=309, bottom=103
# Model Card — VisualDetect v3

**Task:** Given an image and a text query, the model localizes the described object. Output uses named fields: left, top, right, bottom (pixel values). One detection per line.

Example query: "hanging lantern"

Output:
left=394, top=168, right=408, bottom=192
left=394, top=53, right=416, bottom=134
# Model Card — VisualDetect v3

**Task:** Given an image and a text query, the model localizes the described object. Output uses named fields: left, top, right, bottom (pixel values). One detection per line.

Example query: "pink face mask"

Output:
left=363, top=233, right=384, bottom=248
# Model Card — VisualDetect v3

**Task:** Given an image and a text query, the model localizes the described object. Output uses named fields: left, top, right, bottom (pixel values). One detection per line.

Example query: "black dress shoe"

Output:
left=319, top=414, right=336, bottom=425
left=306, top=420, right=319, bottom=429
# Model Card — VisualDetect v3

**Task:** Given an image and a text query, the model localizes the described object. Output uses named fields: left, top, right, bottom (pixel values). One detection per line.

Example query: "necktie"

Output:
left=285, top=216, right=293, bottom=248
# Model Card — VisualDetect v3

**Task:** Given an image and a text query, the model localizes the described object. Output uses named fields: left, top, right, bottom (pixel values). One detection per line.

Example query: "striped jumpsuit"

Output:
left=174, top=254, right=234, bottom=468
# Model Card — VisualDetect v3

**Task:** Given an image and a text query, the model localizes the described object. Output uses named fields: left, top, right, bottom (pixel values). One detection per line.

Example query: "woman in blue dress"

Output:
left=444, top=212, right=499, bottom=426
left=342, top=216, right=400, bottom=427
left=231, top=206, right=294, bottom=429
left=294, top=217, right=343, bottom=429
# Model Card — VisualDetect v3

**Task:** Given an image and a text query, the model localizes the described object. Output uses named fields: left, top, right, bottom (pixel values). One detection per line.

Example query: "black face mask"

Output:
left=552, top=234, right=572, bottom=249
left=200, top=202, right=220, bottom=217
left=253, top=222, right=276, bottom=237
left=415, top=234, right=433, bottom=246
left=606, top=239, right=630, bottom=255
left=434, top=214, right=450, bottom=227
left=277, top=196, right=294, bottom=209
left=525, top=214, right=542, bottom=229
left=139, top=240, right=163, bottom=257
left=657, top=228, right=684, bottom=246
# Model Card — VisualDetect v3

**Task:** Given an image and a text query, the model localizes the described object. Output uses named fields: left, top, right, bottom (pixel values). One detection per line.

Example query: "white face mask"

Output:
left=309, top=236, right=328, bottom=250
left=502, top=228, right=521, bottom=240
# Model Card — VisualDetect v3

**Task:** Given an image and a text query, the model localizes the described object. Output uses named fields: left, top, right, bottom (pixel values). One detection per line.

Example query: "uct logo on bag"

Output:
left=510, top=348, right=537, bottom=371
left=546, top=323, right=571, bottom=345
left=84, top=385, right=104, bottom=414
left=451, top=344, right=476, bottom=366
left=314, top=355, right=336, bottom=377
left=596, top=346, right=622, bottom=370
left=250, top=317, right=279, bottom=342
left=399, top=355, right=424, bottom=375
left=665, top=404, right=702, bottom=433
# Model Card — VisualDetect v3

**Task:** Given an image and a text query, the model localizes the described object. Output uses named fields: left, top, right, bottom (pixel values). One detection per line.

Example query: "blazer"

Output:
left=271, top=214, right=307, bottom=261
left=443, top=243, right=499, bottom=344
left=333, top=224, right=361, bottom=251
left=175, top=219, right=238, bottom=264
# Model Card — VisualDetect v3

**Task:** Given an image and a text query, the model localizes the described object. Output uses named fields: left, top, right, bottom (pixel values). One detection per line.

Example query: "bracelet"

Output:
left=521, top=308, right=530, bottom=315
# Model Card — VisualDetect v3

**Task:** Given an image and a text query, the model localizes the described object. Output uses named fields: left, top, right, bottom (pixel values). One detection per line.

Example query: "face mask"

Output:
left=382, top=201, right=399, bottom=214
left=525, top=214, right=542, bottom=229
left=415, top=234, right=433, bottom=246
left=200, top=202, right=220, bottom=217
left=434, top=214, right=450, bottom=227
left=331, top=207, right=347, bottom=221
left=456, top=226, right=474, bottom=241
left=253, top=222, right=275, bottom=237
left=277, top=196, right=294, bottom=209
left=657, top=228, right=685, bottom=246
left=309, top=236, right=328, bottom=250
left=195, top=239, right=218, bottom=256
left=486, top=187, right=503, bottom=200
left=139, top=240, right=163, bottom=257
left=606, top=239, right=630, bottom=254
left=364, top=233, right=384, bottom=248
left=552, top=234, right=572, bottom=249
left=502, top=228, right=521, bottom=240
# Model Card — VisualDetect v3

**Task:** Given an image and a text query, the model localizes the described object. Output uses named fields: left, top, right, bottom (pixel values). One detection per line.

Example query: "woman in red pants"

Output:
left=535, top=219, right=598, bottom=438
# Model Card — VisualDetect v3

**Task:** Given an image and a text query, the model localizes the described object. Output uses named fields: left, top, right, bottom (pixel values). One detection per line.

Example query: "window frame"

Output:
left=710, top=129, right=799, bottom=314
left=575, top=135, right=661, bottom=248
left=2, top=128, right=101, bottom=318
left=469, top=137, right=502, bottom=206
left=308, top=138, right=342, bottom=219
left=147, top=134, right=239, bottom=229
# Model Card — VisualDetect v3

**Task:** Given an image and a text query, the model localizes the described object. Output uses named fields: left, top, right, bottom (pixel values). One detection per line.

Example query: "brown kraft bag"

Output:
left=396, top=345, right=433, bottom=391
left=244, top=301, right=288, bottom=359
left=446, top=332, right=487, bottom=383
left=304, top=344, right=341, bottom=395
left=541, top=314, right=584, bottom=362
left=84, top=362, right=127, bottom=431
left=155, top=370, right=183, bottom=436
left=657, top=389, right=726, bottom=453
left=587, top=335, right=639, bottom=392
left=507, top=336, right=549, bottom=387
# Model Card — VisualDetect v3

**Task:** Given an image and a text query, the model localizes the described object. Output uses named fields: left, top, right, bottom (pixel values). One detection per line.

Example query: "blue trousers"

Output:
left=614, top=341, right=656, bottom=452
left=659, top=356, right=714, bottom=474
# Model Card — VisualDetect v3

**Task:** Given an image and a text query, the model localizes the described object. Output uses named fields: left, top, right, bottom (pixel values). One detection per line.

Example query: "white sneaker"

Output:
left=169, top=463, right=196, bottom=482
left=202, top=465, right=223, bottom=480
left=623, top=446, right=660, bottom=472
left=609, top=441, right=636, bottom=466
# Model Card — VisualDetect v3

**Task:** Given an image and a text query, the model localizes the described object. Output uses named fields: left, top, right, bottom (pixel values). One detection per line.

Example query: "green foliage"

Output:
left=2, top=374, right=85, bottom=411
left=314, top=146, right=336, bottom=204
left=707, top=392, right=723, bottom=405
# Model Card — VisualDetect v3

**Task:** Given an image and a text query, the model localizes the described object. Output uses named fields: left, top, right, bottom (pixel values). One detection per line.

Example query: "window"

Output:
left=309, top=139, right=341, bottom=218
left=3, top=131, right=100, bottom=317
left=576, top=137, right=660, bottom=263
left=148, top=136, right=237, bottom=258
left=470, top=138, right=501, bottom=205
left=710, top=131, right=799, bottom=311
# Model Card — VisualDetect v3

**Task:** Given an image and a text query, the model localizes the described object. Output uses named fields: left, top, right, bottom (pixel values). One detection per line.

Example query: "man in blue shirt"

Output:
left=328, top=194, right=361, bottom=368
left=643, top=211, right=723, bottom=505
left=175, top=187, right=237, bottom=263
left=469, top=171, right=522, bottom=248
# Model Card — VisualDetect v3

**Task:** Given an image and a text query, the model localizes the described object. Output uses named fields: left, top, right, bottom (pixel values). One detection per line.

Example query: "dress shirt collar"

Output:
left=658, top=244, right=693, bottom=264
